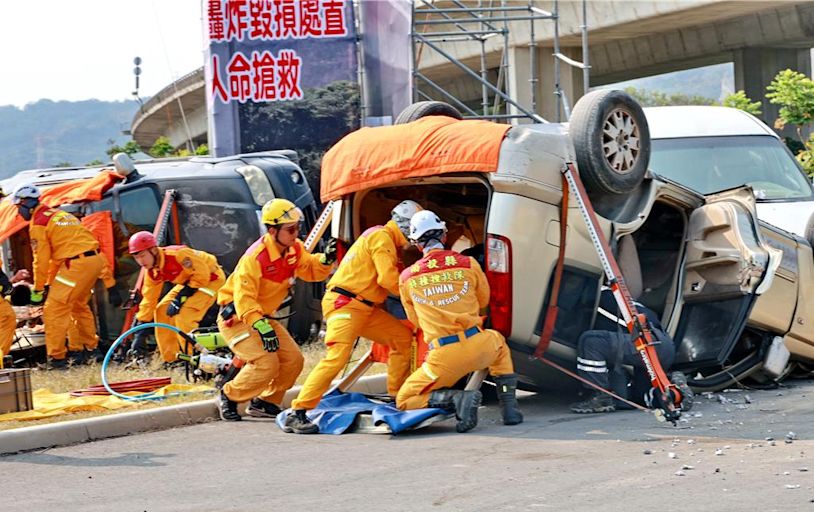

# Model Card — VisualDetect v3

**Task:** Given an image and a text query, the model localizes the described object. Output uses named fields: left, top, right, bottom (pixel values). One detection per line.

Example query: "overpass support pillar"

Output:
left=735, top=48, right=812, bottom=135
left=508, top=46, right=585, bottom=124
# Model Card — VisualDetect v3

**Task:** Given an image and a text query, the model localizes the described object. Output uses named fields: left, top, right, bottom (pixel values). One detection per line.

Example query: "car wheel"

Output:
left=394, top=101, right=463, bottom=125
left=569, top=89, right=651, bottom=195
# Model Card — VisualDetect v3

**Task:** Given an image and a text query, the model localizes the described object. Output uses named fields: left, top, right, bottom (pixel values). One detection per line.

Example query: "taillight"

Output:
left=486, top=234, right=512, bottom=337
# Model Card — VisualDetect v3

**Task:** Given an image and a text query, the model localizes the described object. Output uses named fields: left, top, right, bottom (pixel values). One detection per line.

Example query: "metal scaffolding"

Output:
left=411, top=0, right=590, bottom=123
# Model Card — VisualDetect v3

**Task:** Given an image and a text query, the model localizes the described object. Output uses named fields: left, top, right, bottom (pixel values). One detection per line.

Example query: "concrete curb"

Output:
left=0, top=374, right=387, bottom=455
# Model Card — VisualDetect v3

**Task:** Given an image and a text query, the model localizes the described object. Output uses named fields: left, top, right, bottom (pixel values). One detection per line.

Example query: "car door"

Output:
left=672, top=186, right=781, bottom=370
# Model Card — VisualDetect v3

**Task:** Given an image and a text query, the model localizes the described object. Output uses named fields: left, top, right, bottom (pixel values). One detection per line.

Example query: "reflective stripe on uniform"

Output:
left=577, top=364, right=608, bottom=373
left=577, top=357, right=606, bottom=367
left=326, top=312, right=352, bottom=324
left=199, top=287, right=215, bottom=297
left=54, top=275, right=77, bottom=288
left=597, top=307, right=626, bottom=326
left=421, top=362, right=439, bottom=381
left=228, top=331, right=251, bottom=348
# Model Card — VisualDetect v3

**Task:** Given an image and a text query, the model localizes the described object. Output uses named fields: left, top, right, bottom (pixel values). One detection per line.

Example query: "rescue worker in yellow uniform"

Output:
left=395, top=210, right=523, bottom=432
left=11, top=183, right=109, bottom=369
left=216, top=198, right=336, bottom=421
left=128, top=231, right=226, bottom=365
left=60, top=203, right=123, bottom=364
left=0, top=263, right=15, bottom=365
left=284, top=200, right=422, bottom=434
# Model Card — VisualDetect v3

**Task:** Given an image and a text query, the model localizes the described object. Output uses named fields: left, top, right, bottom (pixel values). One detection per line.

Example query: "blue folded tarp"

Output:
left=276, top=390, right=447, bottom=434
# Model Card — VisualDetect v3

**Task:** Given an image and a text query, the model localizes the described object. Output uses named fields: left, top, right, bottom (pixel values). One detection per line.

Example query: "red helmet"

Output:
left=128, top=231, right=157, bottom=254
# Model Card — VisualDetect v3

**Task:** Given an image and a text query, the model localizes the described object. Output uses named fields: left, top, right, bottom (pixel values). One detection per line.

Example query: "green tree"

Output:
left=106, top=139, right=141, bottom=158
left=194, top=144, right=209, bottom=156
left=765, top=69, right=814, bottom=142
left=53, top=161, right=73, bottom=168
left=622, top=87, right=715, bottom=107
left=149, top=136, right=174, bottom=158
left=86, top=159, right=105, bottom=166
left=722, top=90, right=762, bottom=116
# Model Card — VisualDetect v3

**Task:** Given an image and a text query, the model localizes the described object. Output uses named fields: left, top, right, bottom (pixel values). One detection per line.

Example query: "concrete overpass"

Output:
left=131, top=0, right=814, bottom=150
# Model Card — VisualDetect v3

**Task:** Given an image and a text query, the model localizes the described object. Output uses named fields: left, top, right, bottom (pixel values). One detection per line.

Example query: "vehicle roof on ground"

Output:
left=0, top=151, right=300, bottom=192
left=644, top=106, right=776, bottom=139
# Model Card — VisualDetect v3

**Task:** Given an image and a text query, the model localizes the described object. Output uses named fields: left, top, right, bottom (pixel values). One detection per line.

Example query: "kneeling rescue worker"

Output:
left=217, top=199, right=336, bottom=421
left=284, top=200, right=421, bottom=434
left=128, top=231, right=226, bottom=364
left=12, top=183, right=108, bottom=369
left=395, top=210, right=522, bottom=433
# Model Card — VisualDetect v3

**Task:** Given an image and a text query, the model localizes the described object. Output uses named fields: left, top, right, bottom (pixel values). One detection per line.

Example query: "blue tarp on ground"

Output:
left=276, top=391, right=447, bottom=434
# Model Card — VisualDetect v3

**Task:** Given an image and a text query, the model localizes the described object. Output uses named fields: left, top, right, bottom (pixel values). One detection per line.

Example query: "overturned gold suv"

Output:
left=321, top=90, right=814, bottom=392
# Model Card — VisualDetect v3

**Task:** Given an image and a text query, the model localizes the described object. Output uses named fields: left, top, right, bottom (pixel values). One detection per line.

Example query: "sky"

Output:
left=0, top=0, right=204, bottom=108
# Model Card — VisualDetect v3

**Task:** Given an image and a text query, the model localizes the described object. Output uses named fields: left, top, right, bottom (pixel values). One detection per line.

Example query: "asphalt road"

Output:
left=3, top=380, right=814, bottom=512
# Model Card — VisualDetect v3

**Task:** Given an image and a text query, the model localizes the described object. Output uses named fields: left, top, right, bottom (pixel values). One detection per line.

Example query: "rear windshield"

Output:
left=650, top=135, right=814, bottom=201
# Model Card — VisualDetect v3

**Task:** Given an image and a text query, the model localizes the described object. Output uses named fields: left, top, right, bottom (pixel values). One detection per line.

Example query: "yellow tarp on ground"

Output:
left=0, top=384, right=213, bottom=422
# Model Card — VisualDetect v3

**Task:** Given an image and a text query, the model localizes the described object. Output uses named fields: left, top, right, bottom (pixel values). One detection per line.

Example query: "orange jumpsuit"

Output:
left=136, top=246, right=226, bottom=362
left=396, top=248, right=514, bottom=410
left=218, top=235, right=332, bottom=404
left=291, top=220, right=413, bottom=410
left=29, top=204, right=105, bottom=361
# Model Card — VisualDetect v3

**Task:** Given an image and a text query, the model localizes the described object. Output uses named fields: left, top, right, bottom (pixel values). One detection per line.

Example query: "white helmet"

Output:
left=409, top=210, right=446, bottom=242
left=391, top=200, right=423, bottom=237
left=11, top=183, right=41, bottom=205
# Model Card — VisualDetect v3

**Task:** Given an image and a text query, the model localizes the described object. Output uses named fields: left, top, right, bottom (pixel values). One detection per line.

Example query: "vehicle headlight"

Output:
left=291, top=170, right=302, bottom=184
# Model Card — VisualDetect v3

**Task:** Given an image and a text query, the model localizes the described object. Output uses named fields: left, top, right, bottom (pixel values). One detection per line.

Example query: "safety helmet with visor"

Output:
left=12, top=183, right=42, bottom=221
left=391, top=200, right=424, bottom=238
left=409, top=210, right=447, bottom=244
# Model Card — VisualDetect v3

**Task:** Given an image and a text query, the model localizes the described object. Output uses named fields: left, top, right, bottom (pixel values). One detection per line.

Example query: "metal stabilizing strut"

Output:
left=561, top=162, right=684, bottom=424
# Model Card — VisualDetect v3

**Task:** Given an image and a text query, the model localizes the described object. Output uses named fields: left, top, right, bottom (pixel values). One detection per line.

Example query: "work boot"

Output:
left=570, top=392, right=615, bottom=414
left=493, top=373, right=524, bottom=425
left=217, top=391, right=241, bottom=421
left=670, top=371, right=695, bottom=412
left=67, top=350, right=86, bottom=366
left=85, top=347, right=105, bottom=364
left=46, top=357, right=68, bottom=371
left=282, top=409, right=319, bottom=434
left=245, top=398, right=282, bottom=419
left=429, top=389, right=482, bottom=433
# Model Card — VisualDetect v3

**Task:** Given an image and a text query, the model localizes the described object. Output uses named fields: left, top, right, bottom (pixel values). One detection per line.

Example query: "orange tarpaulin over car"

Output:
left=0, top=170, right=123, bottom=244
left=320, top=116, right=511, bottom=202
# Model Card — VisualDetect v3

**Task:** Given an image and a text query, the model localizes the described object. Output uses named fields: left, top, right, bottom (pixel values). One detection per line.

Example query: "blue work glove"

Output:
left=30, top=289, right=45, bottom=305
left=320, top=238, right=338, bottom=265
left=252, top=318, right=279, bottom=352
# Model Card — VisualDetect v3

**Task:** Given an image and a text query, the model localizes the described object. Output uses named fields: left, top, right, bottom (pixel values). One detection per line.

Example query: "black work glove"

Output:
left=0, top=271, right=11, bottom=296
left=252, top=318, right=279, bottom=352
left=129, top=320, right=150, bottom=357
left=320, top=238, right=338, bottom=265
left=108, top=287, right=123, bottom=308
left=166, top=286, right=196, bottom=317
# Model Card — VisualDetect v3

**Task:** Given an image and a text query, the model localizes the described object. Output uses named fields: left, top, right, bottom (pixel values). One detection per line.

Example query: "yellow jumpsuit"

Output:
left=219, top=235, right=332, bottom=404
left=65, top=258, right=115, bottom=353
left=135, top=246, right=226, bottom=362
left=291, top=221, right=413, bottom=410
left=396, top=248, right=514, bottom=410
left=0, top=257, right=15, bottom=360
left=29, top=205, right=105, bottom=361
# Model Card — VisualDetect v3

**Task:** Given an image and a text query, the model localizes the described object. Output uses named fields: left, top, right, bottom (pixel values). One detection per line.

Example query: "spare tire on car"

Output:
left=569, top=89, right=651, bottom=195
left=395, top=101, right=463, bottom=125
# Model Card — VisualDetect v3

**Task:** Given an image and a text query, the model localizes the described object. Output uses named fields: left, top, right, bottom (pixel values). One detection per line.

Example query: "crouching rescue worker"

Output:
left=216, top=199, right=336, bottom=421
left=284, top=200, right=421, bottom=434
left=12, top=183, right=108, bottom=369
left=128, top=231, right=226, bottom=364
left=570, top=286, right=693, bottom=414
left=394, top=211, right=522, bottom=433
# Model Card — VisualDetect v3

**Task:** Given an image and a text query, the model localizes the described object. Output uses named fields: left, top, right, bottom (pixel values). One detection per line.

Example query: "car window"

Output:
left=119, top=187, right=160, bottom=230
left=650, top=136, right=814, bottom=202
